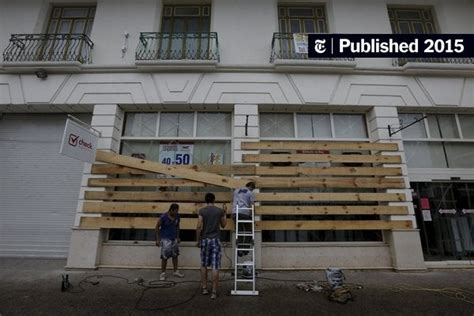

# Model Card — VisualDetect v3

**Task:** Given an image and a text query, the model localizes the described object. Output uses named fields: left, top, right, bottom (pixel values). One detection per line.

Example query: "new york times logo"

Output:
left=308, top=34, right=474, bottom=58
left=314, top=39, right=326, bottom=53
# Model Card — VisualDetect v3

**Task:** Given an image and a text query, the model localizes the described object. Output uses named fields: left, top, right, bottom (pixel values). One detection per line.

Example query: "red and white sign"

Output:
left=60, top=118, right=99, bottom=163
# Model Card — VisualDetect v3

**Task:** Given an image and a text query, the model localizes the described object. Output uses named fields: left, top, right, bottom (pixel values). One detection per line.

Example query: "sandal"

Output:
left=202, top=287, right=209, bottom=295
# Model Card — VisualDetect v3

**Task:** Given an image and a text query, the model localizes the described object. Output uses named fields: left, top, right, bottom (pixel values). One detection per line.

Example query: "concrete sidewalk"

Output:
left=0, top=258, right=473, bottom=315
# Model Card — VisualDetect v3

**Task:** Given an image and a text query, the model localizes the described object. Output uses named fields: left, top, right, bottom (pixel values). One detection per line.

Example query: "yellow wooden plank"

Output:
left=88, top=178, right=209, bottom=187
left=91, top=163, right=256, bottom=175
left=84, top=191, right=232, bottom=202
left=80, top=216, right=234, bottom=230
left=88, top=177, right=405, bottom=189
left=241, top=141, right=399, bottom=151
left=256, top=192, right=406, bottom=202
left=256, top=205, right=409, bottom=215
left=243, top=154, right=401, bottom=164
left=255, top=166, right=402, bottom=176
left=95, top=151, right=247, bottom=189
left=256, top=220, right=412, bottom=230
left=83, top=201, right=231, bottom=214
left=252, top=177, right=405, bottom=189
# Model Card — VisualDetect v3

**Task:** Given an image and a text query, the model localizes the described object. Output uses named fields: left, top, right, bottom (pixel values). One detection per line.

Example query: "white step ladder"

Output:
left=231, top=205, right=259, bottom=296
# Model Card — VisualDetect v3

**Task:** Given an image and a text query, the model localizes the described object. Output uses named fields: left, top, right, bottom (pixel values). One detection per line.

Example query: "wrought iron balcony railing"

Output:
left=271, top=33, right=354, bottom=63
left=393, top=57, right=474, bottom=67
left=136, top=32, right=219, bottom=61
left=3, top=34, right=94, bottom=64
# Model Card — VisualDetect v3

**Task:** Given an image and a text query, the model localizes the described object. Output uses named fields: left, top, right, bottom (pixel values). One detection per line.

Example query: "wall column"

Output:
left=232, top=104, right=261, bottom=269
left=66, top=104, right=124, bottom=269
left=368, top=106, right=426, bottom=270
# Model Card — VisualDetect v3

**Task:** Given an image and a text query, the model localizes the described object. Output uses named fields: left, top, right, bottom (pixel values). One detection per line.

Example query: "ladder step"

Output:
left=236, top=248, right=254, bottom=251
left=231, top=290, right=259, bottom=296
left=235, top=279, right=254, bottom=282
left=236, top=233, right=254, bottom=236
left=236, top=220, right=254, bottom=223
left=236, top=263, right=254, bottom=266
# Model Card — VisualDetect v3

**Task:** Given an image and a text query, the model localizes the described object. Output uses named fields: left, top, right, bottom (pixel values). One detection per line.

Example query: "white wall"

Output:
left=213, top=0, right=276, bottom=65
left=91, top=0, right=161, bottom=65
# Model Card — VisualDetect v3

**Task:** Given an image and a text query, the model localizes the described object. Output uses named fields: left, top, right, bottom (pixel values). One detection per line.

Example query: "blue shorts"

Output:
left=200, top=238, right=222, bottom=270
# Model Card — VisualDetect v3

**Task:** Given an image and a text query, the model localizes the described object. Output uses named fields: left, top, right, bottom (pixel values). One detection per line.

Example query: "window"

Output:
left=159, top=5, right=212, bottom=60
left=400, top=113, right=474, bottom=168
left=273, top=5, right=328, bottom=60
left=43, top=6, right=96, bottom=62
left=259, top=111, right=378, bottom=243
left=278, top=5, right=328, bottom=34
left=47, top=6, right=96, bottom=35
left=260, top=113, right=368, bottom=139
left=111, top=111, right=232, bottom=242
left=388, top=7, right=436, bottom=34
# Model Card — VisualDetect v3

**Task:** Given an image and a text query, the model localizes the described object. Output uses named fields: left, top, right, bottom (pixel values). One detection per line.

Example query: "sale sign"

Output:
left=159, top=144, right=193, bottom=165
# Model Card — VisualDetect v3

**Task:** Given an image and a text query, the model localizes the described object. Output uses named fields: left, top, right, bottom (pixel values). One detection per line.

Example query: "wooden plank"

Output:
left=256, top=205, right=409, bottom=215
left=88, top=178, right=209, bottom=187
left=256, top=192, right=406, bottom=202
left=252, top=177, right=405, bottom=189
left=255, top=166, right=402, bottom=176
left=91, top=163, right=256, bottom=175
left=88, top=177, right=405, bottom=189
left=242, top=141, right=399, bottom=151
left=80, top=216, right=234, bottom=230
left=256, top=220, right=412, bottom=230
left=95, top=151, right=247, bottom=189
left=83, top=201, right=222, bottom=214
left=243, top=154, right=401, bottom=164
left=79, top=217, right=410, bottom=230
left=84, top=191, right=232, bottom=202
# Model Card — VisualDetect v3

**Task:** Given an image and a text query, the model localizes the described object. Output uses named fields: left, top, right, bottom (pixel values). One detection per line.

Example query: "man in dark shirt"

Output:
left=196, top=193, right=227, bottom=299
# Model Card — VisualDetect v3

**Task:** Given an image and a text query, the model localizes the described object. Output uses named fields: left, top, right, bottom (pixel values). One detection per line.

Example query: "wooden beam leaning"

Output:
left=256, top=205, right=409, bottom=215
left=242, top=154, right=401, bottom=164
left=84, top=191, right=232, bottom=202
left=95, top=151, right=247, bottom=189
left=256, top=192, right=406, bottom=202
left=241, top=141, right=399, bottom=151
left=252, top=177, right=405, bottom=189
left=83, top=202, right=215, bottom=214
left=255, top=166, right=402, bottom=176
left=256, top=220, right=412, bottom=230
left=80, top=216, right=234, bottom=230
left=88, top=178, right=210, bottom=187
left=91, top=163, right=256, bottom=175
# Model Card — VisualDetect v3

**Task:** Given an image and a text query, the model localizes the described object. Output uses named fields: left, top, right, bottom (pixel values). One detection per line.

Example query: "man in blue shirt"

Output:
left=156, top=203, right=185, bottom=281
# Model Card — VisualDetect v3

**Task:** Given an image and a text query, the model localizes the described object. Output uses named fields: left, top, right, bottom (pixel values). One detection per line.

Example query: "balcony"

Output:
left=135, top=32, right=219, bottom=70
left=270, top=33, right=355, bottom=72
left=3, top=34, right=93, bottom=64
left=393, top=57, right=474, bottom=75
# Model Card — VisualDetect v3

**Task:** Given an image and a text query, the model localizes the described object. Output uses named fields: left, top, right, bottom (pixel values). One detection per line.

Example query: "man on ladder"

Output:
left=231, top=181, right=259, bottom=296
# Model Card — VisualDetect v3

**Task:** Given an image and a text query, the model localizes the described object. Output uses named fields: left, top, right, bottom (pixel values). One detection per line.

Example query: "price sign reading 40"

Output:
left=159, top=144, right=194, bottom=165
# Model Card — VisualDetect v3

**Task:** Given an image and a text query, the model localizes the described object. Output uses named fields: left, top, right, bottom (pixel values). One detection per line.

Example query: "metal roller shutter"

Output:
left=0, top=114, right=90, bottom=257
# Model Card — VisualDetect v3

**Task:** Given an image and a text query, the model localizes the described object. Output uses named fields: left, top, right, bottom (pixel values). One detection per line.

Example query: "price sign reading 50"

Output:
left=159, top=144, right=194, bottom=165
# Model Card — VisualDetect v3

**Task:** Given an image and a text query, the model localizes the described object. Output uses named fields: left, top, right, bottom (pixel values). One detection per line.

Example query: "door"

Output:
left=0, top=114, right=90, bottom=257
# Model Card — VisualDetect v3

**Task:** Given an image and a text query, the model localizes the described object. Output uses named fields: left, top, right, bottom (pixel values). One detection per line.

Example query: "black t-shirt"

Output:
left=199, top=205, right=224, bottom=239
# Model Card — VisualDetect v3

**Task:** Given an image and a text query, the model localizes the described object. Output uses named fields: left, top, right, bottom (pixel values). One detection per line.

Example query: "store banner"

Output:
left=59, top=118, right=99, bottom=163
left=159, top=144, right=193, bottom=165
left=293, top=33, right=308, bottom=54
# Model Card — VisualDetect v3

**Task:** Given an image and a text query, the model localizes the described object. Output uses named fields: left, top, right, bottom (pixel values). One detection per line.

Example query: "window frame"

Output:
left=400, top=112, right=474, bottom=169
left=259, top=112, right=370, bottom=141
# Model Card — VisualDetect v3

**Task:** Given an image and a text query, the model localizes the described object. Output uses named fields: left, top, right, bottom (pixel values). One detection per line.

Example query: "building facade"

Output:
left=0, top=0, right=473, bottom=270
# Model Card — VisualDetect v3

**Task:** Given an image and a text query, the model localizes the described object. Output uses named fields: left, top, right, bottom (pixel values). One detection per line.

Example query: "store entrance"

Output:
left=412, top=182, right=474, bottom=261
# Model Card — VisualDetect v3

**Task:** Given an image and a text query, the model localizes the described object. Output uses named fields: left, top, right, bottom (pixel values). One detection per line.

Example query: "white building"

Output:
left=0, top=0, right=473, bottom=270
